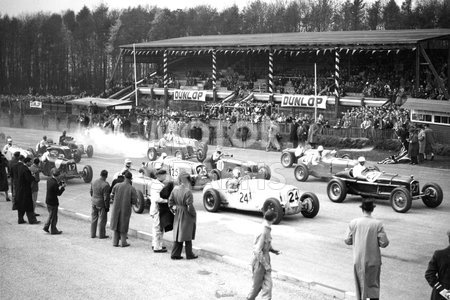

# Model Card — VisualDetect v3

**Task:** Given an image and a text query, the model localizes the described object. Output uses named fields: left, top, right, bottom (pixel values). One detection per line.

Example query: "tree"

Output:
left=383, top=0, right=402, bottom=29
left=367, top=0, right=383, bottom=30
left=241, top=0, right=269, bottom=33
left=304, top=0, right=335, bottom=32
left=217, top=5, right=242, bottom=34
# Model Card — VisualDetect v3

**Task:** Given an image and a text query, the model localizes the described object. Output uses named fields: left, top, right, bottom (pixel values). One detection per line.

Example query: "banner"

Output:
left=173, top=90, right=206, bottom=102
left=29, top=101, right=42, bottom=109
left=280, top=94, right=328, bottom=109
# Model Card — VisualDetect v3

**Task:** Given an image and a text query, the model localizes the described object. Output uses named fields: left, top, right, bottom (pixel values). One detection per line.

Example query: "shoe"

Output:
left=171, top=256, right=184, bottom=260
left=29, top=220, right=41, bottom=225
left=91, top=236, right=97, bottom=238
left=99, top=236, right=110, bottom=239
left=152, top=246, right=167, bottom=250
left=113, top=244, right=119, bottom=247
left=187, top=255, right=198, bottom=260
left=34, top=213, right=40, bottom=217
left=153, top=249, right=168, bottom=253
left=431, top=154, right=434, bottom=161
left=43, top=227, right=49, bottom=233
left=6, top=198, right=11, bottom=202
left=51, top=230, right=63, bottom=235
left=18, top=220, right=26, bottom=224
left=121, top=243, right=130, bottom=247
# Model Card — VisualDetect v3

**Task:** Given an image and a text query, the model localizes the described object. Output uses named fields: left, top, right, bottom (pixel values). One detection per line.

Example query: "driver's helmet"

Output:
left=58, top=154, right=65, bottom=159
left=317, top=145, right=324, bottom=152
left=330, top=150, right=337, bottom=157
left=358, top=156, right=366, bottom=163
left=161, top=152, right=168, bottom=159
left=47, top=138, right=53, bottom=144
left=232, top=168, right=241, bottom=178
left=7, top=137, right=12, bottom=144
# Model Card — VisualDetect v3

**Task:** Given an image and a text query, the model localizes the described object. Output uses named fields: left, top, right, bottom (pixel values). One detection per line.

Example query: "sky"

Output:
left=1, top=0, right=404, bottom=17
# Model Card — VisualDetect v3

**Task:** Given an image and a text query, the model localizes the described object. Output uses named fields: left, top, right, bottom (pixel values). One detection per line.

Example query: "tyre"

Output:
left=82, top=165, right=93, bottom=183
left=421, top=183, right=443, bottom=208
left=73, top=150, right=82, bottom=163
left=327, top=178, right=347, bottom=203
left=175, top=150, right=185, bottom=160
left=208, top=169, right=221, bottom=181
left=262, top=198, right=284, bottom=225
left=390, top=187, right=412, bottom=213
left=196, top=149, right=206, bottom=162
left=86, top=145, right=94, bottom=158
left=300, top=192, right=320, bottom=218
left=78, top=144, right=85, bottom=153
left=203, top=189, right=221, bottom=212
left=133, top=190, right=146, bottom=214
left=258, top=165, right=271, bottom=180
left=294, top=163, right=309, bottom=182
left=341, top=154, right=351, bottom=159
left=147, top=147, right=157, bottom=161
left=281, top=152, right=294, bottom=168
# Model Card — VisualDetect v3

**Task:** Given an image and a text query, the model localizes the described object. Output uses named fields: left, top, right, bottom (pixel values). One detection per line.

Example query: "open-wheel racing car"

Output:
left=130, top=173, right=169, bottom=214
left=281, top=146, right=351, bottom=168
left=147, top=135, right=208, bottom=162
left=326, top=167, right=443, bottom=213
left=60, top=136, right=94, bottom=162
left=3, top=145, right=36, bottom=160
left=40, top=152, right=93, bottom=184
left=202, top=177, right=320, bottom=224
left=203, top=154, right=271, bottom=181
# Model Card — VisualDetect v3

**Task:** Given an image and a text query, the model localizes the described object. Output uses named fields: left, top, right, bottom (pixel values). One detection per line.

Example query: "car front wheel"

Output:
left=421, top=183, right=443, bottom=208
left=294, top=163, right=309, bottom=182
left=390, top=187, right=412, bottom=213
left=82, top=165, right=93, bottom=183
left=327, top=178, right=347, bottom=203
left=133, top=190, right=146, bottom=214
left=147, top=148, right=157, bottom=161
left=203, top=189, right=221, bottom=212
left=281, top=152, right=294, bottom=168
left=300, top=192, right=320, bottom=218
left=262, top=198, right=284, bottom=225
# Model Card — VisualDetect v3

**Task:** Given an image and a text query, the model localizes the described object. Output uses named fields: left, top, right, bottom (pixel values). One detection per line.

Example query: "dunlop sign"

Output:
left=280, top=94, right=327, bottom=109
left=29, top=101, right=42, bottom=109
left=173, top=90, right=206, bottom=102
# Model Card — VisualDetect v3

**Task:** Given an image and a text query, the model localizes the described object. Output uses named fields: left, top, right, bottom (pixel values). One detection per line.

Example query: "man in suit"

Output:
left=150, top=169, right=168, bottom=253
left=425, top=231, right=450, bottom=300
left=43, top=168, right=66, bottom=235
left=90, top=170, right=111, bottom=239
left=9, top=151, right=20, bottom=208
left=29, top=157, right=41, bottom=216
left=345, top=199, right=389, bottom=300
left=15, top=156, right=40, bottom=224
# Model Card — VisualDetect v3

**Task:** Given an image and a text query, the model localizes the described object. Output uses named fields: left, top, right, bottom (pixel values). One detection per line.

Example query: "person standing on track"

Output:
left=90, top=170, right=111, bottom=239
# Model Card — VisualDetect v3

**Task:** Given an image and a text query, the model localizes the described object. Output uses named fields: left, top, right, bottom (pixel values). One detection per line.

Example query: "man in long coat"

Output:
left=425, top=231, right=450, bottom=300
left=110, top=171, right=137, bottom=247
left=9, top=151, right=20, bottom=207
left=345, top=200, right=389, bottom=300
left=424, top=124, right=435, bottom=161
left=307, top=120, right=321, bottom=149
left=0, top=152, right=11, bottom=202
left=15, top=156, right=39, bottom=224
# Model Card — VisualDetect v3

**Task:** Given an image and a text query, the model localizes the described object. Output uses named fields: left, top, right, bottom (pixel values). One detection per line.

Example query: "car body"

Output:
left=38, top=145, right=76, bottom=160
left=293, top=152, right=359, bottom=182
left=327, top=168, right=443, bottom=213
left=40, top=151, right=93, bottom=183
left=202, top=178, right=320, bottom=224
left=141, top=156, right=210, bottom=189
left=60, top=136, right=94, bottom=162
left=203, top=154, right=271, bottom=181
left=146, top=135, right=208, bottom=162
left=3, top=145, right=36, bottom=160
left=129, top=174, right=166, bottom=214
left=281, top=146, right=351, bottom=168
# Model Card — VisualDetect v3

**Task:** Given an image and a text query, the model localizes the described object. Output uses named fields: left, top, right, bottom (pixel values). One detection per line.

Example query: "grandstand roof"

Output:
left=121, top=29, right=450, bottom=52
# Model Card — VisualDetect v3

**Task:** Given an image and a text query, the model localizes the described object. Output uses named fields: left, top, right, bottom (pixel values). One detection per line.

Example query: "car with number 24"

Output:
left=202, top=177, right=320, bottom=224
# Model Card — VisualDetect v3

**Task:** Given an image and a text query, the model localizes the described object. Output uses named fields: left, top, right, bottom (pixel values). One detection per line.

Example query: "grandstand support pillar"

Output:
left=268, top=49, right=274, bottom=102
left=419, top=44, right=450, bottom=99
left=212, top=50, right=217, bottom=101
left=415, top=46, right=420, bottom=90
left=163, top=50, right=169, bottom=107
left=334, top=48, right=340, bottom=118
left=447, top=45, right=450, bottom=92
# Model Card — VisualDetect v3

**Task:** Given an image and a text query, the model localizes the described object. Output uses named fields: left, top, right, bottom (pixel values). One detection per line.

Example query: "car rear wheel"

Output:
left=133, top=190, right=146, bottom=214
left=300, top=192, right=320, bottom=218
left=294, top=163, right=309, bottom=182
left=147, top=147, right=158, bottom=161
left=82, top=165, right=93, bottom=183
left=390, top=187, right=412, bottom=213
left=208, top=169, right=221, bottom=181
left=421, top=183, right=443, bottom=208
left=258, top=165, right=271, bottom=180
left=203, top=189, right=221, bottom=212
left=327, top=179, right=347, bottom=203
left=196, top=149, right=206, bottom=162
left=86, top=145, right=94, bottom=158
left=281, top=152, right=294, bottom=168
left=73, top=150, right=82, bottom=163
left=262, top=198, right=284, bottom=225
left=175, top=150, right=185, bottom=160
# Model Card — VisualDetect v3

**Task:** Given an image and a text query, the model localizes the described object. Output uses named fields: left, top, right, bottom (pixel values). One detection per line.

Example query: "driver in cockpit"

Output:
left=352, top=156, right=368, bottom=178
left=226, top=168, right=241, bottom=193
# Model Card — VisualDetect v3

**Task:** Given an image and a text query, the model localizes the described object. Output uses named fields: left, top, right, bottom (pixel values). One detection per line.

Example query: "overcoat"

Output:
left=110, top=179, right=137, bottom=233
left=425, top=246, right=450, bottom=300
left=169, top=185, right=196, bottom=242
left=345, top=216, right=389, bottom=300
left=307, top=122, right=320, bottom=144
left=15, top=162, right=34, bottom=212
left=0, top=155, right=8, bottom=192
left=424, top=128, right=435, bottom=155
left=408, top=132, right=419, bottom=157
left=418, top=129, right=426, bottom=154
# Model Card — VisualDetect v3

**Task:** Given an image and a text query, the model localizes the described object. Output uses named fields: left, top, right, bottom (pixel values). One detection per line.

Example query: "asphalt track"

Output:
left=2, top=126, right=450, bottom=300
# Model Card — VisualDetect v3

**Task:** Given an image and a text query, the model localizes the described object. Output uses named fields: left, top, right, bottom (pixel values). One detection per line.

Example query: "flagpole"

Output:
left=314, top=63, right=317, bottom=121
left=133, top=43, right=138, bottom=106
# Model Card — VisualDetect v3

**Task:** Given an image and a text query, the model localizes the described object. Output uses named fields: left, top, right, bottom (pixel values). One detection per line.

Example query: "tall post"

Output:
left=415, top=46, right=420, bottom=90
left=268, top=49, right=274, bottom=102
left=447, top=45, right=450, bottom=93
left=212, top=49, right=217, bottom=101
left=314, top=63, right=317, bottom=121
left=133, top=44, right=138, bottom=106
left=163, top=50, right=168, bottom=107
left=334, top=49, right=340, bottom=118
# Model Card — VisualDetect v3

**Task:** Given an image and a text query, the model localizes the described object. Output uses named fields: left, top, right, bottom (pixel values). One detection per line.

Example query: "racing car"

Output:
left=202, top=177, right=320, bottom=224
left=40, top=151, right=93, bottom=183
left=281, top=146, right=351, bottom=168
left=60, top=136, right=94, bottom=162
left=203, top=154, right=271, bottom=181
left=146, top=134, right=208, bottom=162
left=3, top=145, right=36, bottom=160
left=130, top=174, right=167, bottom=214
left=326, top=167, right=443, bottom=213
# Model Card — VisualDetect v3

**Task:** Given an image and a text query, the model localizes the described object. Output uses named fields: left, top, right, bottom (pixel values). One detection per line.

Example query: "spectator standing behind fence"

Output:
left=290, top=119, right=299, bottom=148
left=424, top=124, right=435, bottom=161
left=265, top=119, right=280, bottom=152
left=408, top=127, right=419, bottom=165
left=425, top=230, right=450, bottom=300
left=360, top=116, right=373, bottom=139
left=418, top=125, right=426, bottom=163
left=307, top=120, right=320, bottom=149
left=112, top=115, right=122, bottom=135
left=90, top=170, right=111, bottom=239
left=345, top=199, right=389, bottom=300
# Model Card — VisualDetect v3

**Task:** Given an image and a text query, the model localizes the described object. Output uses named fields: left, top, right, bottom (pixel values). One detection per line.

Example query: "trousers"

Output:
left=32, top=191, right=38, bottom=212
left=18, top=210, right=37, bottom=223
left=113, top=230, right=127, bottom=246
left=171, top=241, right=195, bottom=258
left=44, top=204, right=59, bottom=233
left=247, top=262, right=272, bottom=300
left=152, top=213, right=164, bottom=250
left=91, top=205, right=108, bottom=238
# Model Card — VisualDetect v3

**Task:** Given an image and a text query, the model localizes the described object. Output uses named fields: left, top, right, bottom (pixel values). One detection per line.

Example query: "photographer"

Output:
left=43, top=168, right=66, bottom=235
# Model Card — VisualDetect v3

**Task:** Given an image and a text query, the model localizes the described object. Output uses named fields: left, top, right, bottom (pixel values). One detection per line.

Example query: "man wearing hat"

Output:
left=345, top=200, right=389, bottom=300
left=8, top=151, right=20, bottom=208
left=44, top=168, right=66, bottom=234
left=425, top=231, right=450, bottom=300
left=150, top=169, right=169, bottom=253
left=113, top=158, right=133, bottom=180
left=110, top=170, right=137, bottom=247
left=15, top=156, right=40, bottom=224
left=2, top=136, right=13, bottom=155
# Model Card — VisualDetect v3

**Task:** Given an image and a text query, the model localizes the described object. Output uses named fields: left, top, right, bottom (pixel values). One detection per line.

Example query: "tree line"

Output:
left=0, top=0, right=449, bottom=96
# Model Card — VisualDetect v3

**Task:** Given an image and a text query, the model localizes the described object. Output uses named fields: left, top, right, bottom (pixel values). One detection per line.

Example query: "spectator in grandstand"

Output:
left=360, top=116, right=373, bottom=139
